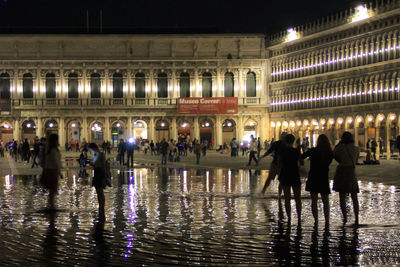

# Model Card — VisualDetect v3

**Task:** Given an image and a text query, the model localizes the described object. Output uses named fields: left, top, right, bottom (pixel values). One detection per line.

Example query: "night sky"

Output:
left=0, top=0, right=357, bottom=34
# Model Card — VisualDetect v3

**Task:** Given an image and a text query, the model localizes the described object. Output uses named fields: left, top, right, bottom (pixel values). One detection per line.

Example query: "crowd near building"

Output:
left=0, top=1, right=399, bottom=157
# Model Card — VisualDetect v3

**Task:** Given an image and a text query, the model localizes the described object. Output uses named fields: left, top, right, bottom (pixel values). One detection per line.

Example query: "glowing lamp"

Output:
left=276, top=122, right=281, bottom=127
left=71, top=123, right=76, bottom=127
left=297, top=121, right=301, bottom=126
left=390, top=115, right=395, bottom=121
left=321, top=120, right=326, bottom=125
left=378, top=116, right=383, bottom=121
left=347, top=118, right=353, bottom=123
left=368, top=117, right=373, bottom=122
left=205, top=122, right=210, bottom=127
left=116, top=123, right=121, bottom=127
left=227, top=122, right=232, bottom=127
left=271, top=122, right=276, bottom=127
left=338, top=119, right=343, bottom=125
left=160, top=122, right=165, bottom=127
left=27, top=123, right=31, bottom=128
left=49, top=123, right=54, bottom=128
left=329, top=120, right=334, bottom=125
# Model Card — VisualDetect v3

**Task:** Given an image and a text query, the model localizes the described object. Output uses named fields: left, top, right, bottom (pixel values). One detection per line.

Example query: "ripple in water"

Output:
left=0, top=168, right=399, bottom=265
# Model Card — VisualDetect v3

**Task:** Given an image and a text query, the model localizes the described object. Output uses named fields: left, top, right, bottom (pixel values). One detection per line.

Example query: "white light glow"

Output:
left=49, top=123, right=54, bottom=128
left=3, top=124, right=9, bottom=129
left=276, top=122, right=281, bottom=127
left=283, top=121, right=288, bottom=128
left=378, top=116, right=384, bottom=121
left=368, top=117, right=373, bottom=122
left=227, top=122, right=232, bottom=127
left=205, top=122, right=210, bottom=127
left=285, top=28, right=299, bottom=42
left=352, top=5, right=370, bottom=23
left=347, top=118, right=353, bottom=123
left=357, top=118, right=362, bottom=123
left=289, top=121, right=295, bottom=127
left=116, top=123, right=121, bottom=127
left=71, top=123, right=76, bottom=127
left=297, top=121, right=301, bottom=126
left=338, top=119, right=343, bottom=125
left=271, top=46, right=399, bottom=76
left=160, top=122, right=165, bottom=127
left=390, top=115, right=395, bottom=121
left=270, top=87, right=399, bottom=106
left=329, top=120, right=334, bottom=125
left=26, top=123, right=31, bottom=128
left=321, top=120, right=326, bottom=125
left=271, top=122, right=276, bottom=127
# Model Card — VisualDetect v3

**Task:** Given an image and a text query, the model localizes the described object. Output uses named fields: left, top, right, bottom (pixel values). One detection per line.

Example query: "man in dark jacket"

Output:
left=22, top=138, right=30, bottom=162
left=126, top=138, right=135, bottom=168
left=31, top=138, right=40, bottom=168
left=117, top=139, right=126, bottom=166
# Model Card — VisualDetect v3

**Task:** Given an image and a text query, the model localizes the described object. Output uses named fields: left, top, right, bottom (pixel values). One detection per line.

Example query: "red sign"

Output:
left=178, top=97, right=238, bottom=114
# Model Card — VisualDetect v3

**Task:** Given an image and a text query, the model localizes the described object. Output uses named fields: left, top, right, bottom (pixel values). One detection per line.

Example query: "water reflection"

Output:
left=0, top=167, right=399, bottom=265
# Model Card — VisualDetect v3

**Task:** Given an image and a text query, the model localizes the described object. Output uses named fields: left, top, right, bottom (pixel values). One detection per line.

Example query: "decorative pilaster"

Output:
left=171, top=117, right=177, bottom=140
left=193, top=117, right=200, bottom=141
left=59, top=118, right=65, bottom=148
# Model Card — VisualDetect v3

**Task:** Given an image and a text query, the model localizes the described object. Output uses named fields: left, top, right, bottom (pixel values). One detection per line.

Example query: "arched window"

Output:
left=113, top=73, right=123, bottom=98
left=246, top=72, right=256, bottom=97
left=68, top=73, right=79, bottom=99
left=45, top=73, right=56, bottom=99
left=202, top=72, right=212, bottom=97
left=224, top=72, right=234, bottom=97
left=23, top=73, right=33, bottom=99
left=180, top=72, right=190, bottom=97
left=135, top=73, right=146, bottom=98
left=90, top=73, right=101, bottom=99
left=0, top=73, right=10, bottom=100
left=157, top=73, right=168, bottom=98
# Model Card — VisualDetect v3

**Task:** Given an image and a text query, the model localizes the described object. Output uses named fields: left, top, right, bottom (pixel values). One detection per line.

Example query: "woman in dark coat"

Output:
left=301, top=134, right=333, bottom=226
left=88, top=143, right=106, bottom=219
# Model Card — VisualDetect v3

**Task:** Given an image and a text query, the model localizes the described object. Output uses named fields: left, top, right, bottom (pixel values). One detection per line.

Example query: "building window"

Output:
left=246, top=72, right=256, bottom=97
left=157, top=73, right=168, bottom=98
left=23, top=73, right=33, bottom=99
left=68, top=73, right=79, bottom=99
left=180, top=72, right=190, bottom=97
left=0, top=73, right=10, bottom=100
left=135, top=73, right=145, bottom=98
left=202, top=72, right=212, bottom=97
left=90, top=73, right=101, bottom=99
left=45, top=73, right=56, bottom=99
left=113, top=73, right=123, bottom=98
left=224, top=72, right=234, bottom=97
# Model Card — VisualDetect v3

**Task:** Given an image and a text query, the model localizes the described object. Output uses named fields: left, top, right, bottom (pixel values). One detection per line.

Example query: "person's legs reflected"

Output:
left=293, top=186, right=301, bottom=223
left=339, top=192, right=347, bottom=224
left=261, top=163, right=278, bottom=194
left=350, top=193, right=359, bottom=225
left=282, top=185, right=292, bottom=221
left=95, top=186, right=105, bottom=219
left=311, top=192, right=318, bottom=224
left=321, top=194, right=330, bottom=226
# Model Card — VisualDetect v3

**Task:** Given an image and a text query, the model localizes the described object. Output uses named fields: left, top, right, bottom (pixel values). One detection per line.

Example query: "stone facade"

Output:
left=0, top=35, right=268, bottom=147
left=266, top=0, right=400, bottom=158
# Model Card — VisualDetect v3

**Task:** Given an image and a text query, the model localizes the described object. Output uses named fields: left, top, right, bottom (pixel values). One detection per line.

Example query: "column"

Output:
left=364, top=126, right=369, bottom=151
left=215, top=115, right=223, bottom=146
left=36, top=118, right=43, bottom=138
left=237, top=116, right=244, bottom=142
left=375, top=126, right=380, bottom=160
left=59, top=118, right=66, bottom=149
left=193, top=117, right=200, bottom=141
left=354, top=126, right=359, bottom=147
left=104, top=117, right=110, bottom=142
left=81, top=117, right=88, bottom=142
left=149, top=117, right=155, bottom=141
left=260, top=114, right=268, bottom=141
left=127, top=118, right=133, bottom=138
left=13, top=119, right=20, bottom=140
left=171, top=117, right=177, bottom=140
left=386, top=122, right=391, bottom=159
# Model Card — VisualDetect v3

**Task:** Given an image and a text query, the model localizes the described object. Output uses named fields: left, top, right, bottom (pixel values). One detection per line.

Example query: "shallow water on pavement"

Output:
left=0, top=162, right=400, bottom=265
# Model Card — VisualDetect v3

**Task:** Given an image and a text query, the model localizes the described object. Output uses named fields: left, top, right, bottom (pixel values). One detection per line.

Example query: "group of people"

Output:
left=258, top=131, right=360, bottom=227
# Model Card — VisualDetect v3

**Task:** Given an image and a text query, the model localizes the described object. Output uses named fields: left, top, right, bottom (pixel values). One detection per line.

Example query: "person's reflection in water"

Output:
left=310, top=224, right=331, bottom=266
left=92, top=218, right=109, bottom=265
left=158, top=168, right=169, bottom=222
left=321, top=226, right=331, bottom=266
left=337, top=227, right=359, bottom=266
left=42, top=212, right=58, bottom=263
left=118, top=171, right=126, bottom=186
left=248, top=170, right=259, bottom=196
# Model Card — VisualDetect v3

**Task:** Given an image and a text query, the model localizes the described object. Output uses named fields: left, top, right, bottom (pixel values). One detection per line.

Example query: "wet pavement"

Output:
left=0, top=160, right=400, bottom=265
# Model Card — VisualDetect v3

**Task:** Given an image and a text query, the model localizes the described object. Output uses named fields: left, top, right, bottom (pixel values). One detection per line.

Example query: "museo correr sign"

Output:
left=177, top=97, right=238, bottom=114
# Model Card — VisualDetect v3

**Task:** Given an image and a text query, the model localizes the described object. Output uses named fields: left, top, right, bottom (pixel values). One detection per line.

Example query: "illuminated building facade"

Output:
left=267, top=1, right=400, bottom=157
left=0, top=35, right=268, bottom=147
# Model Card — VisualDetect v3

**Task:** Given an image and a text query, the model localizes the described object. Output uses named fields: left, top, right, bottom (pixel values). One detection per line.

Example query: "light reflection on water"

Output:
left=0, top=166, right=399, bottom=265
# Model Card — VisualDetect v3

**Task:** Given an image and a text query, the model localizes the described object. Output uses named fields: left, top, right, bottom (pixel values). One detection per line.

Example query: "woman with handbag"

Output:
left=88, top=143, right=107, bottom=219
left=333, top=132, right=360, bottom=225
left=42, top=134, right=63, bottom=211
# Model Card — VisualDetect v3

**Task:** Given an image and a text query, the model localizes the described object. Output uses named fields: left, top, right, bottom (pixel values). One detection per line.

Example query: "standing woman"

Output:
left=333, top=132, right=360, bottom=225
left=278, top=134, right=304, bottom=223
left=88, top=143, right=107, bottom=218
left=42, top=134, right=63, bottom=210
left=301, top=134, right=334, bottom=226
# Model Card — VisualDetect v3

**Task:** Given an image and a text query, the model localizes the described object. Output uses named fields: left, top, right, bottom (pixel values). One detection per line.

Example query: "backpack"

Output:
left=105, top=158, right=112, bottom=187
